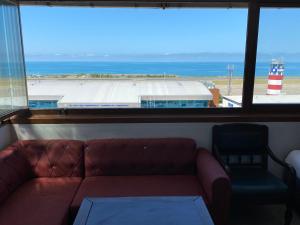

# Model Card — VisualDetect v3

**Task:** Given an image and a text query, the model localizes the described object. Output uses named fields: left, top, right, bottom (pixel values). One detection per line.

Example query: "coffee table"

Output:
left=73, top=196, right=214, bottom=225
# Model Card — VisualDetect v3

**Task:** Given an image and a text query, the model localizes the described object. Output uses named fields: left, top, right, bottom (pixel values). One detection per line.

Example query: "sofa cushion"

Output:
left=12, top=140, right=84, bottom=177
left=70, top=175, right=206, bottom=219
left=85, top=138, right=197, bottom=176
left=0, top=177, right=81, bottom=225
left=0, top=147, right=32, bottom=205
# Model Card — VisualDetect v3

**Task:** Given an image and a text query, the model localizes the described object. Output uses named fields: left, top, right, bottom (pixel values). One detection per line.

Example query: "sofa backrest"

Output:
left=0, top=146, right=32, bottom=204
left=12, top=140, right=85, bottom=177
left=85, top=138, right=198, bottom=176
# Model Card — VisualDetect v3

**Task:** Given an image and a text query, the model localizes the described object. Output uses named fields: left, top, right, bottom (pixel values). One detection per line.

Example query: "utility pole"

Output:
left=227, top=64, right=234, bottom=96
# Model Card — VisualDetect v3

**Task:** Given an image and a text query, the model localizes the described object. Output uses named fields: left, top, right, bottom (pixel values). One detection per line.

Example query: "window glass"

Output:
left=254, top=8, right=300, bottom=104
left=21, top=7, right=247, bottom=109
left=0, top=0, right=27, bottom=116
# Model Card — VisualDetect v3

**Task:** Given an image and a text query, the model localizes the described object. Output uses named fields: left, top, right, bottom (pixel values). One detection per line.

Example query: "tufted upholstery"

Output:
left=0, top=138, right=230, bottom=225
left=12, top=140, right=84, bottom=177
left=0, top=140, right=84, bottom=225
left=85, top=138, right=197, bottom=176
left=0, top=177, right=82, bottom=225
left=0, top=146, right=32, bottom=205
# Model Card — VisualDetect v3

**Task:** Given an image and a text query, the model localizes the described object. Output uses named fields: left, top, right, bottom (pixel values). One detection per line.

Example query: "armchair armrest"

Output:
left=0, top=145, right=32, bottom=204
left=266, top=146, right=297, bottom=195
left=196, top=148, right=231, bottom=225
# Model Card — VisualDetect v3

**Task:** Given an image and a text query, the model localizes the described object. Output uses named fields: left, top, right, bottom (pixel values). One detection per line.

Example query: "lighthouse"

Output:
left=267, top=59, right=284, bottom=95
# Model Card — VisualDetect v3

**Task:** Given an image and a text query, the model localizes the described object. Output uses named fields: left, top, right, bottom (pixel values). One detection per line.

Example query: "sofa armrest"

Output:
left=0, top=145, right=32, bottom=204
left=196, top=148, right=231, bottom=225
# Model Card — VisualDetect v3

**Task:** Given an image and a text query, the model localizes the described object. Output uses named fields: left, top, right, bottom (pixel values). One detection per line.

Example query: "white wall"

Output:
left=12, top=122, right=300, bottom=175
left=0, top=124, right=17, bottom=149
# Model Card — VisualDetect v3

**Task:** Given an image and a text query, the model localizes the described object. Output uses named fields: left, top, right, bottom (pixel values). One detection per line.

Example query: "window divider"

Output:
left=18, top=5, right=29, bottom=108
left=242, top=0, right=260, bottom=111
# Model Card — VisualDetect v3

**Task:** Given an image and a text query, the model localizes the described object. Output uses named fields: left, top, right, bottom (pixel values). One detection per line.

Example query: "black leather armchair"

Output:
left=212, top=123, right=296, bottom=225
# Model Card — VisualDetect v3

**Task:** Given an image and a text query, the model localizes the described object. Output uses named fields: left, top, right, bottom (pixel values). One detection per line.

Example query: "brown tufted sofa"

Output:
left=0, top=138, right=231, bottom=225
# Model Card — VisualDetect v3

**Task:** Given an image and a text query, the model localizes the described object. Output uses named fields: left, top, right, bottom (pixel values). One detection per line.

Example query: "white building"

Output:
left=27, top=78, right=213, bottom=108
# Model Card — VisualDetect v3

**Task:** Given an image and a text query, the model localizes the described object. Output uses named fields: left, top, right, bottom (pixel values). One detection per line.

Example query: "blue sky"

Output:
left=20, top=7, right=300, bottom=62
left=257, top=8, right=300, bottom=62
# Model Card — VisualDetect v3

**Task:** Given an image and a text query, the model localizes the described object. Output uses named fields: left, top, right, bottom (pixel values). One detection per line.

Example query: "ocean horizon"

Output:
left=25, top=61, right=300, bottom=77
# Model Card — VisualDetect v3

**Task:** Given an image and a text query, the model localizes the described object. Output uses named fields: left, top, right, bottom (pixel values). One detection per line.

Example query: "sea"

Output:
left=25, top=61, right=300, bottom=77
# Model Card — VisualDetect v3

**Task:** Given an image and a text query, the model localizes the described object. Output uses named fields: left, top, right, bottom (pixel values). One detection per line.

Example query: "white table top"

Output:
left=74, top=196, right=214, bottom=225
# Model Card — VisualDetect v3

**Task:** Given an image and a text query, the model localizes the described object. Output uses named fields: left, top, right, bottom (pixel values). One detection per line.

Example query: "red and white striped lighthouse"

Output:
left=267, top=59, right=284, bottom=95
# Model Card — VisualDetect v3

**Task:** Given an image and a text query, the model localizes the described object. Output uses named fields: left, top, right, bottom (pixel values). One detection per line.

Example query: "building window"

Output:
left=29, top=100, right=58, bottom=109
left=0, top=0, right=27, bottom=116
left=253, top=8, right=300, bottom=104
left=20, top=7, right=247, bottom=109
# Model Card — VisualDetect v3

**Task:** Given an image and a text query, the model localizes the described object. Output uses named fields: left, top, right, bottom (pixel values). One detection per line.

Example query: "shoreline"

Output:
left=26, top=73, right=300, bottom=78
left=26, top=74, right=300, bottom=81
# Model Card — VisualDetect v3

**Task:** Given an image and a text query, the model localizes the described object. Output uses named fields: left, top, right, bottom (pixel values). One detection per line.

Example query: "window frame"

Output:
left=3, top=0, right=300, bottom=123
left=0, top=0, right=28, bottom=123
left=251, top=1, right=300, bottom=110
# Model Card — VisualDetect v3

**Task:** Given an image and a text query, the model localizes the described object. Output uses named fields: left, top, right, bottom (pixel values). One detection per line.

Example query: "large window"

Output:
left=253, top=8, right=300, bottom=104
left=20, top=7, right=247, bottom=109
left=0, top=0, right=27, bottom=116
